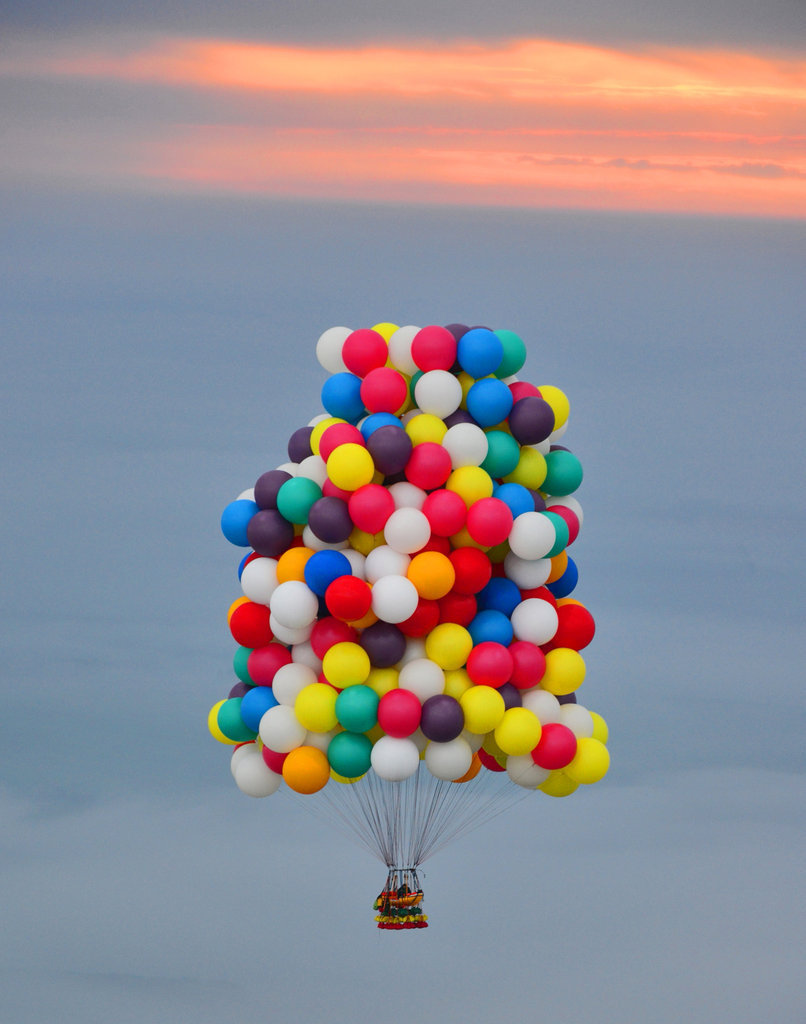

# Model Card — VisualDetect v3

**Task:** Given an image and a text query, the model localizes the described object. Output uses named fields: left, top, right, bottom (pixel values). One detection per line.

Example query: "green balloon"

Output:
left=494, top=330, right=527, bottom=379
left=327, top=731, right=373, bottom=778
left=233, top=646, right=254, bottom=684
left=335, top=684, right=379, bottom=733
left=217, top=697, right=257, bottom=742
left=481, top=430, right=521, bottom=478
left=276, top=477, right=322, bottom=524
left=543, top=450, right=583, bottom=497
left=542, top=510, right=570, bottom=558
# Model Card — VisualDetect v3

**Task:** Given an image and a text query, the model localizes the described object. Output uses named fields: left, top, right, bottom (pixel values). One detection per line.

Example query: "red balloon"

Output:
left=416, top=534, right=451, bottom=556
left=547, top=504, right=580, bottom=545
left=449, top=547, right=492, bottom=595
left=360, top=367, right=408, bottom=414
left=398, top=597, right=440, bottom=637
left=230, top=602, right=273, bottom=648
left=438, top=591, right=477, bottom=626
left=477, top=747, right=507, bottom=772
left=508, top=640, right=546, bottom=689
left=405, top=441, right=452, bottom=490
left=325, top=576, right=372, bottom=622
left=466, top=641, right=514, bottom=687
left=247, top=642, right=293, bottom=685
left=342, top=328, right=388, bottom=377
left=545, top=601, right=595, bottom=651
left=466, top=497, right=513, bottom=547
left=411, top=325, right=457, bottom=371
left=310, top=617, right=359, bottom=658
left=348, top=483, right=395, bottom=534
left=422, top=488, right=467, bottom=537
left=319, top=422, right=365, bottom=461
left=261, top=746, right=288, bottom=773
left=531, top=722, right=577, bottom=770
left=519, top=585, right=558, bottom=610
left=322, top=478, right=353, bottom=501
left=378, top=688, right=422, bottom=737
left=509, top=381, right=541, bottom=402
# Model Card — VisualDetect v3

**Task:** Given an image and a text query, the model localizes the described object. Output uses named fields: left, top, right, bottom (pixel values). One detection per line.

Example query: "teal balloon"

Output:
left=481, top=430, right=521, bottom=478
left=494, top=330, right=527, bottom=378
left=327, top=731, right=373, bottom=778
left=233, top=646, right=255, bottom=684
left=335, top=684, right=379, bottom=733
left=543, top=450, right=583, bottom=496
left=542, top=510, right=570, bottom=557
left=217, top=697, right=257, bottom=742
left=276, top=477, right=323, bottom=524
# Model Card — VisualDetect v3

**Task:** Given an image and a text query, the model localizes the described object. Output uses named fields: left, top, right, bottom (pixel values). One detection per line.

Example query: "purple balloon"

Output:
left=497, top=682, right=523, bottom=710
left=288, top=426, right=313, bottom=463
left=359, top=621, right=406, bottom=667
left=307, top=496, right=353, bottom=543
left=228, top=681, right=251, bottom=698
left=443, top=323, right=469, bottom=341
left=420, top=694, right=464, bottom=742
left=246, top=509, right=295, bottom=557
left=254, top=470, right=292, bottom=510
left=508, top=397, right=555, bottom=445
left=443, top=408, right=475, bottom=429
left=366, top=425, right=413, bottom=476
left=557, top=692, right=578, bottom=705
left=527, top=488, right=547, bottom=512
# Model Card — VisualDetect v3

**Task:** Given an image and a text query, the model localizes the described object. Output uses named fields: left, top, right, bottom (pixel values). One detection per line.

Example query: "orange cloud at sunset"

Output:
left=3, top=33, right=805, bottom=217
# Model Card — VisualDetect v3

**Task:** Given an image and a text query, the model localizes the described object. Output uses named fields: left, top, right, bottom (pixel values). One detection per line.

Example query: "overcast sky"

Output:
left=1, top=4, right=805, bottom=1022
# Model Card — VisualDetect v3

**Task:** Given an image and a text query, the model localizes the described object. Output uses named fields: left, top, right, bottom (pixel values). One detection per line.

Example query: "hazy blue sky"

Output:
left=1, top=3, right=805, bottom=1021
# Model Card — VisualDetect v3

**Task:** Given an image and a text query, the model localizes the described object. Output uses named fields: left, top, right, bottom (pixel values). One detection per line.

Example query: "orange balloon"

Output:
left=227, top=596, right=249, bottom=624
left=276, top=546, right=314, bottom=583
left=452, top=752, right=482, bottom=783
left=407, top=551, right=456, bottom=600
left=282, top=746, right=330, bottom=794
left=547, top=549, right=568, bottom=583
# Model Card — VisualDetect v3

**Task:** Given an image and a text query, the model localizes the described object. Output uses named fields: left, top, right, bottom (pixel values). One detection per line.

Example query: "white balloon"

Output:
left=240, top=557, right=279, bottom=605
left=521, top=689, right=562, bottom=723
left=504, top=552, right=552, bottom=589
left=230, top=741, right=257, bottom=779
left=259, top=704, right=306, bottom=752
left=414, top=370, right=462, bottom=418
left=559, top=704, right=594, bottom=738
left=545, top=494, right=584, bottom=527
left=460, top=729, right=484, bottom=752
left=269, top=580, right=319, bottom=629
left=275, top=461, right=299, bottom=476
left=508, top=511, right=557, bottom=560
left=549, top=421, right=568, bottom=442
left=233, top=748, right=283, bottom=797
left=315, top=325, right=351, bottom=374
left=371, top=735, right=420, bottom=781
left=365, top=545, right=411, bottom=583
left=272, top=662, right=318, bottom=706
left=511, top=598, right=559, bottom=645
left=398, top=637, right=427, bottom=666
left=304, top=728, right=338, bottom=752
left=387, top=481, right=427, bottom=510
left=290, top=641, right=322, bottom=673
left=297, top=454, right=328, bottom=486
left=384, top=507, right=431, bottom=553
left=442, top=423, right=488, bottom=468
left=308, top=413, right=332, bottom=427
left=399, top=658, right=445, bottom=702
left=409, top=727, right=429, bottom=753
left=269, top=616, right=313, bottom=645
left=506, top=755, right=550, bottom=789
left=425, top=737, right=473, bottom=781
left=341, top=548, right=366, bottom=578
left=236, top=487, right=256, bottom=501
left=387, top=325, right=420, bottom=375
left=371, top=574, right=420, bottom=623
left=302, top=525, right=349, bottom=551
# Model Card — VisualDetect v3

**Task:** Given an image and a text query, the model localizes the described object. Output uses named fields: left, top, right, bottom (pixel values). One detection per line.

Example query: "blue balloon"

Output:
left=476, top=577, right=521, bottom=617
left=547, top=556, right=579, bottom=598
left=239, top=685, right=279, bottom=732
left=360, top=411, right=402, bottom=439
left=321, top=372, right=366, bottom=423
left=221, top=499, right=258, bottom=547
left=493, top=482, right=535, bottom=519
left=304, top=549, right=353, bottom=596
left=467, top=608, right=514, bottom=647
left=466, top=378, right=513, bottom=427
left=456, top=328, right=504, bottom=379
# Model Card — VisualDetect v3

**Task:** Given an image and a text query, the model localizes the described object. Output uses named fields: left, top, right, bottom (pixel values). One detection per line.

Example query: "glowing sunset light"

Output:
left=3, top=32, right=805, bottom=217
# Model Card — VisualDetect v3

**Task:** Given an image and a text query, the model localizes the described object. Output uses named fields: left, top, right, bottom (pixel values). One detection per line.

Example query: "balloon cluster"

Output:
left=210, top=322, right=609, bottom=801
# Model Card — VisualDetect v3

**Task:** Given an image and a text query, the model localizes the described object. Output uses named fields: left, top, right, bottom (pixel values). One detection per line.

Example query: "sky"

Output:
left=1, top=3, right=805, bottom=1023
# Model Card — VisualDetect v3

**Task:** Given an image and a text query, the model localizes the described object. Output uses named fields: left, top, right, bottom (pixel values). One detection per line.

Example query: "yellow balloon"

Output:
left=282, top=745, right=330, bottom=794
left=564, top=737, right=610, bottom=784
left=494, top=707, right=542, bottom=757
left=502, top=446, right=547, bottom=489
left=540, top=648, right=586, bottom=696
left=366, top=667, right=399, bottom=697
left=590, top=711, right=609, bottom=743
left=294, top=682, right=338, bottom=732
left=310, top=417, right=346, bottom=455
left=349, top=527, right=383, bottom=556
left=425, top=622, right=473, bottom=670
left=371, top=321, right=399, bottom=341
left=405, top=413, right=447, bottom=446
left=539, top=771, right=579, bottom=797
left=207, top=700, right=231, bottom=743
left=460, top=685, right=505, bottom=734
left=446, top=466, right=494, bottom=507
left=322, top=641, right=371, bottom=687
left=537, top=385, right=570, bottom=430
left=456, top=371, right=475, bottom=406
left=443, top=667, right=473, bottom=700
left=449, top=526, right=489, bottom=551
left=327, top=443, right=375, bottom=491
